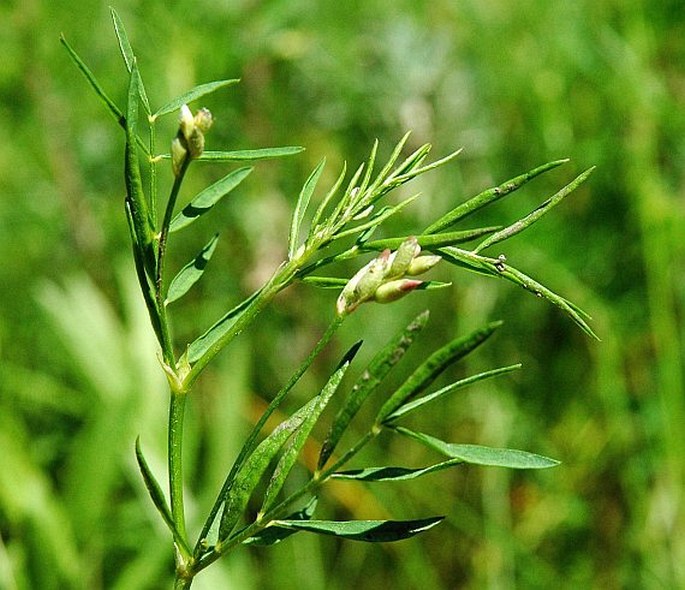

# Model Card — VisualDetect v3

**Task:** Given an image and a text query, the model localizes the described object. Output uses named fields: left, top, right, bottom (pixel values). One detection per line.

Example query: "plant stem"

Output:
left=156, top=154, right=191, bottom=364
left=169, top=388, right=190, bottom=561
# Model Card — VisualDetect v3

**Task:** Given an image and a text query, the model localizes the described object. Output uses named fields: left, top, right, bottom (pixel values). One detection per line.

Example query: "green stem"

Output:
left=155, top=155, right=191, bottom=364
left=169, top=389, right=190, bottom=561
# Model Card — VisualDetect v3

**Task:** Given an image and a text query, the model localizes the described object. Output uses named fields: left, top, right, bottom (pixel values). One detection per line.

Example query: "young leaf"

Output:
left=376, top=321, right=503, bottom=423
left=424, top=158, right=570, bottom=234
left=219, top=398, right=320, bottom=540
left=260, top=358, right=353, bottom=513
left=243, top=498, right=318, bottom=546
left=383, top=364, right=521, bottom=423
left=135, top=438, right=191, bottom=556
left=166, top=234, right=220, bottom=304
left=394, top=427, right=560, bottom=469
left=289, top=158, right=326, bottom=260
left=473, top=167, right=596, bottom=253
left=270, top=516, right=444, bottom=542
left=110, top=7, right=150, bottom=115
left=153, top=79, right=240, bottom=119
left=332, top=458, right=465, bottom=481
left=169, top=167, right=253, bottom=233
left=197, top=147, right=305, bottom=161
left=317, top=311, right=430, bottom=471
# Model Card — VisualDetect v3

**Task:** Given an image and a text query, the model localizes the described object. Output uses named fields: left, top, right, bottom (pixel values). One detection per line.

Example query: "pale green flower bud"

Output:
left=172, top=104, right=213, bottom=176
left=179, top=104, right=195, bottom=141
left=373, top=279, right=423, bottom=304
left=406, top=254, right=442, bottom=276
left=171, top=137, right=188, bottom=177
left=193, top=107, right=213, bottom=133
left=336, top=250, right=391, bottom=315
left=386, top=236, right=421, bottom=279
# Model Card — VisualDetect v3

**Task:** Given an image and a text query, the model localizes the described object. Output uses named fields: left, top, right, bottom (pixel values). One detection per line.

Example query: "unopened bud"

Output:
left=179, top=104, right=195, bottom=141
left=373, top=279, right=423, bottom=304
left=194, top=108, right=213, bottom=133
left=387, top=236, right=421, bottom=279
left=336, top=250, right=391, bottom=315
left=407, top=255, right=442, bottom=276
left=172, top=104, right=213, bottom=176
left=171, top=137, right=188, bottom=177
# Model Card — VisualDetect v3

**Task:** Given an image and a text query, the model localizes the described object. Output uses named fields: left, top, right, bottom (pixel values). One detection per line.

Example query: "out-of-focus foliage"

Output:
left=1, top=0, right=684, bottom=588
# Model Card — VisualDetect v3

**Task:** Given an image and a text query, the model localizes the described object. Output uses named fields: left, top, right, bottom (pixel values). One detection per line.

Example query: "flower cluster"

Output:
left=171, top=104, right=214, bottom=176
left=336, top=237, right=441, bottom=316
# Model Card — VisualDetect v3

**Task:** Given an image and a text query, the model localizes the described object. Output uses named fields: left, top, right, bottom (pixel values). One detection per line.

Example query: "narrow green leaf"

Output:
left=260, top=359, right=353, bottom=513
left=60, top=34, right=125, bottom=128
left=377, top=321, right=503, bottom=422
left=498, top=264, right=598, bottom=339
left=243, top=499, right=318, bottom=546
left=166, top=234, right=219, bottom=304
left=110, top=7, right=150, bottom=115
left=363, top=227, right=502, bottom=252
left=124, top=201, right=163, bottom=345
left=318, top=311, right=430, bottom=470
left=436, top=247, right=597, bottom=339
left=196, top=147, right=305, bottom=161
left=135, top=438, right=192, bottom=555
left=186, top=289, right=260, bottom=364
left=309, top=162, right=348, bottom=232
left=384, top=364, right=521, bottom=423
left=357, top=139, right=379, bottom=196
left=169, top=167, right=253, bottom=232
left=332, top=459, right=465, bottom=481
left=395, top=428, right=560, bottom=469
left=153, top=79, right=240, bottom=119
left=219, top=398, right=319, bottom=540
left=391, top=147, right=463, bottom=184
left=301, top=276, right=348, bottom=289
left=270, top=516, right=444, bottom=542
left=124, top=62, right=155, bottom=276
left=195, top=318, right=343, bottom=552
left=474, top=167, right=596, bottom=253
left=367, top=132, right=412, bottom=193
left=424, top=158, right=570, bottom=234
left=289, top=158, right=326, bottom=260
left=333, top=193, right=421, bottom=241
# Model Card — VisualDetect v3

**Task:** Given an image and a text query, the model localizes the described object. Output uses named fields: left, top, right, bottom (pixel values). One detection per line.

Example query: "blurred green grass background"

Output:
left=1, top=1, right=684, bottom=588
